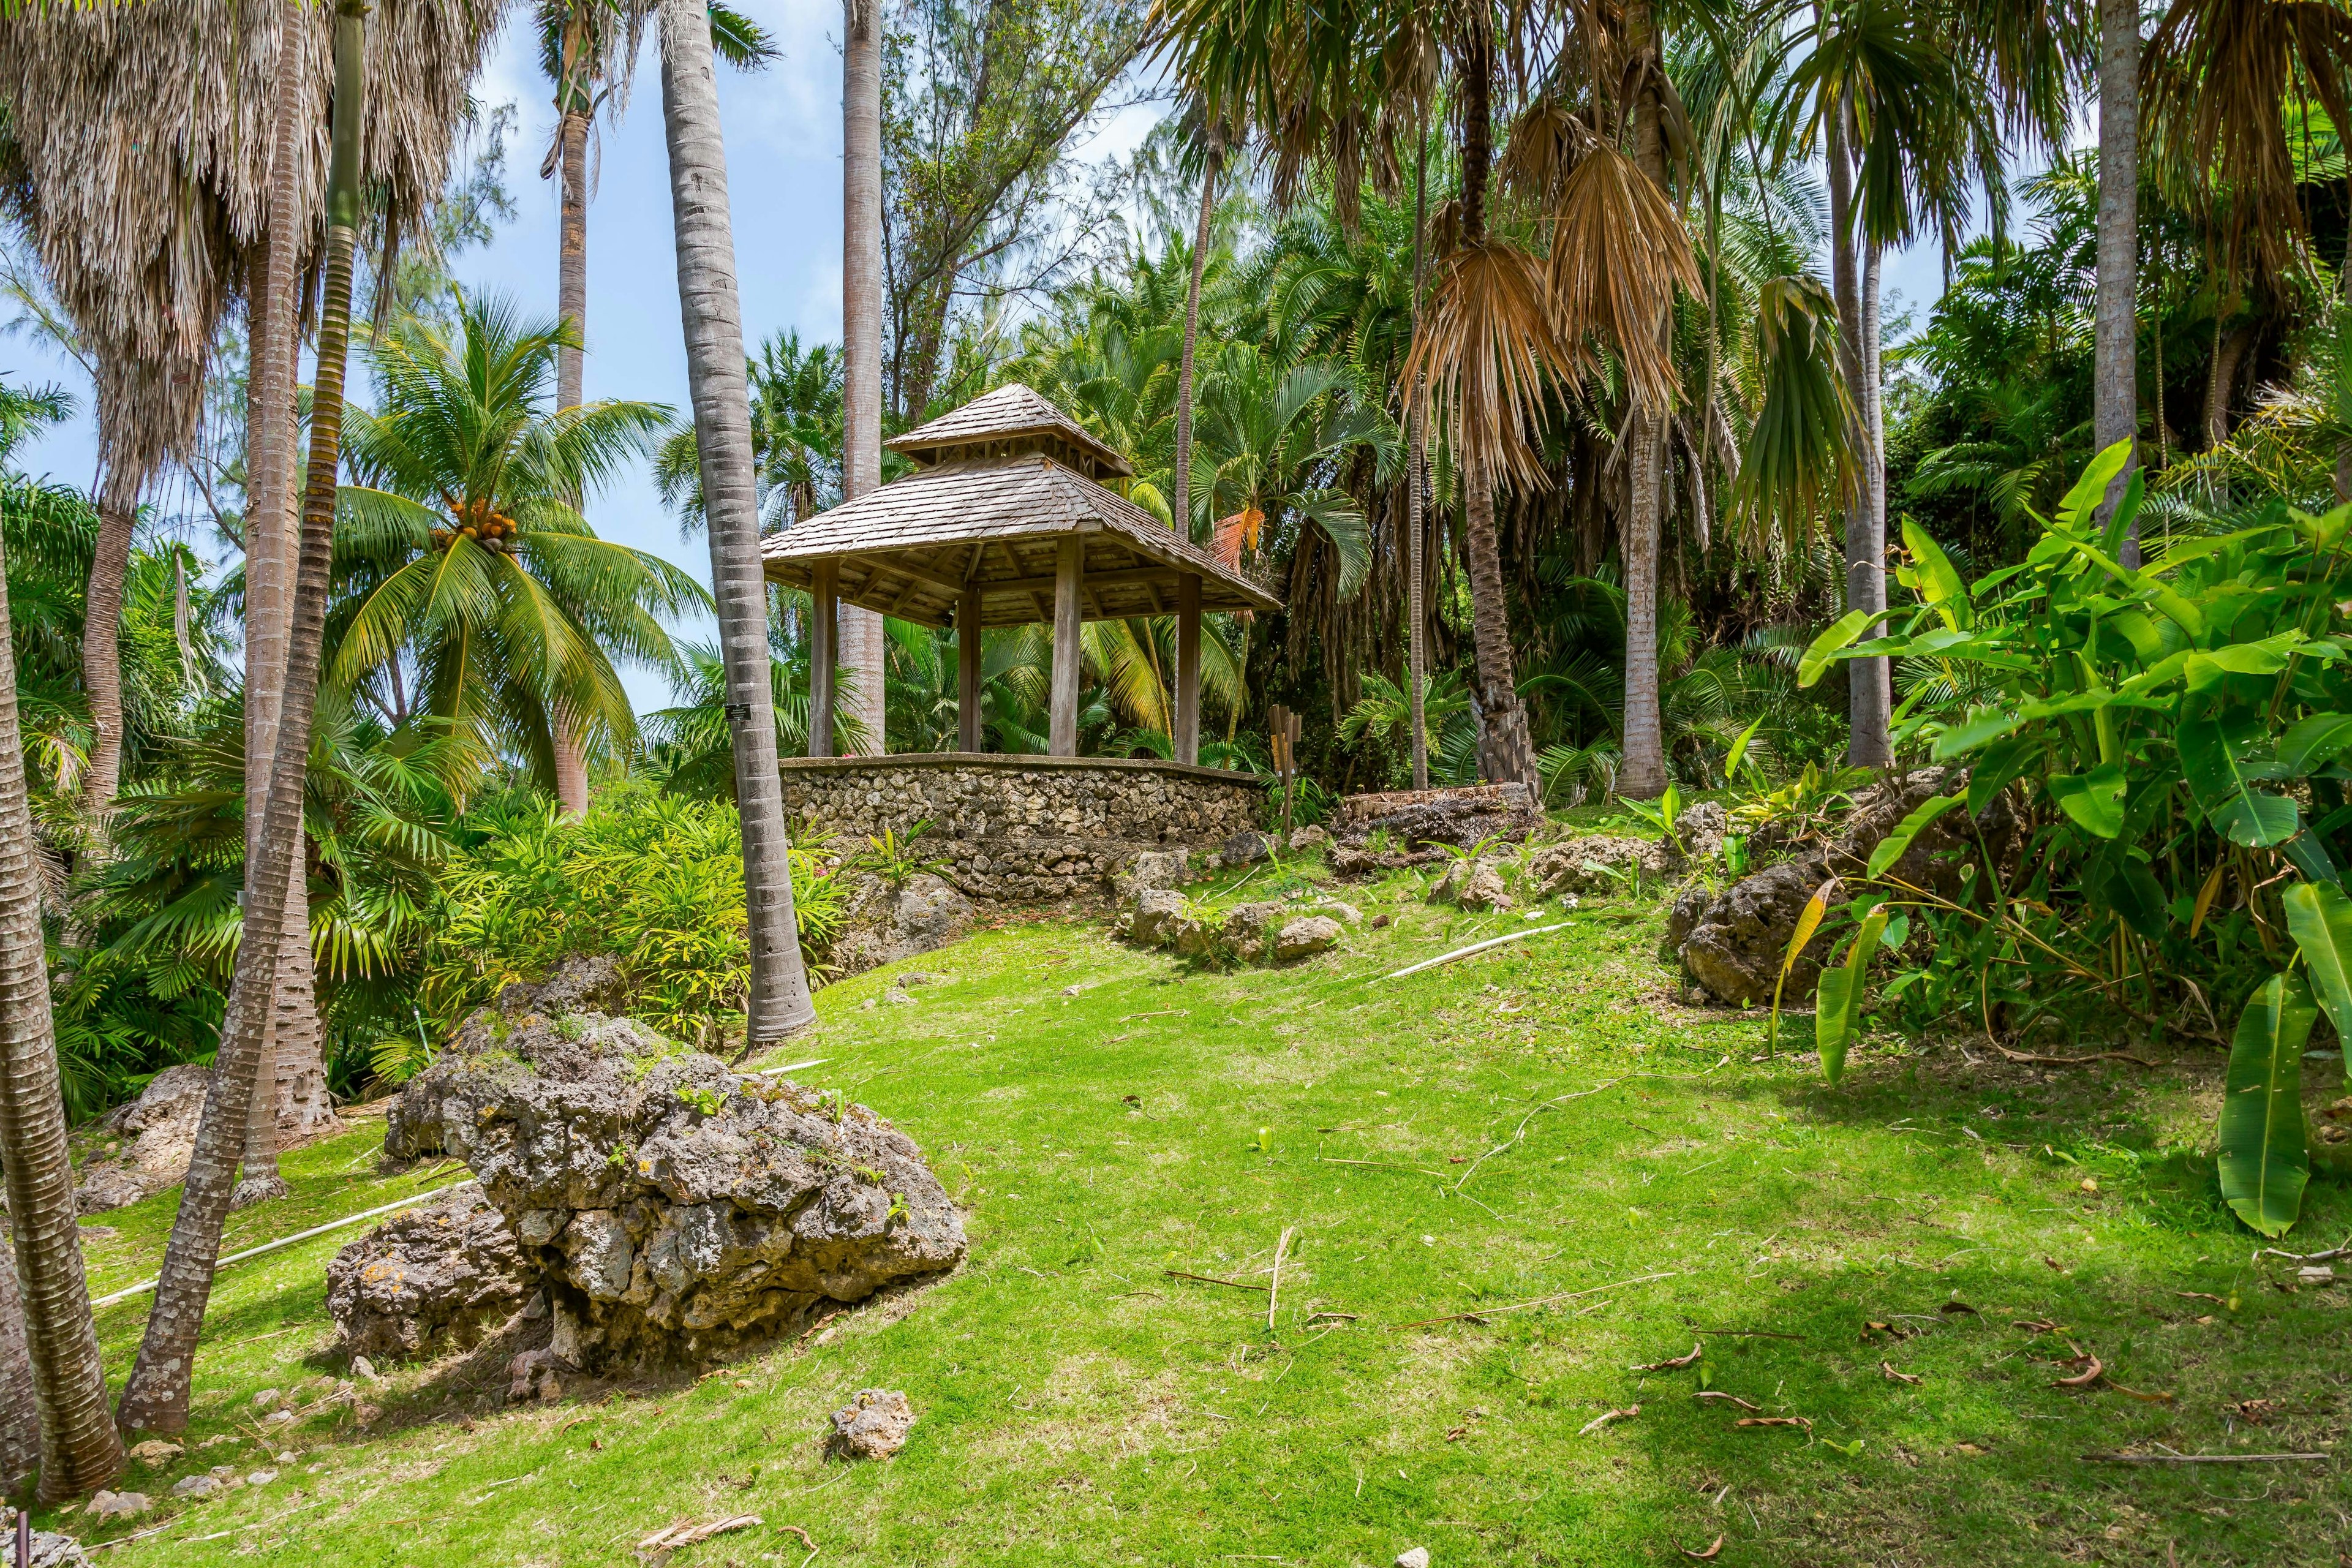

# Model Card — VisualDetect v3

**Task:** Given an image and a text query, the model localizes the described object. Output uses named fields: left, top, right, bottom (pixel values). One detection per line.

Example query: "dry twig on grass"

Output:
left=1577, top=1404, right=1638, bottom=1436
left=638, top=1515, right=762, bottom=1558
left=1633, top=1343, right=1703, bottom=1371
left=1165, top=1270, right=1270, bottom=1293
left=1267, top=1227, right=1294, bottom=1331
left=1387, top=1271, right=1677, bottom=1331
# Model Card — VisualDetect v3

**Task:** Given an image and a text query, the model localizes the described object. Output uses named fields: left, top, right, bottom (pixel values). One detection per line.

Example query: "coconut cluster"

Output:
left=432, top=496, right=520, bottom=553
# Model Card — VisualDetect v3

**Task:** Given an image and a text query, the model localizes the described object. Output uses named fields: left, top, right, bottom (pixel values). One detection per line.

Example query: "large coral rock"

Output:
left=1333, top=783, right=1542, bottom=851
left=74, top=1064, right=213, bottom=1215
left=326, top=1182, right=536, bottom=1362
left=1672, top=769, right=2013, bottom=1004
left=830, top=873, right=976, bottom=979
left=385, top=978, right=967, bottom=1370
left=1275, top=916, right=1343, bottom=962
left=1526, top=836, right=1678, bottom=899
left=1126, top=888, right=1188, bottom=947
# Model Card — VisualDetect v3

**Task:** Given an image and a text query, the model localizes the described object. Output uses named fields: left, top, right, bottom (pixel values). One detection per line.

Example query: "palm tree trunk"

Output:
left=118, top=0, right=371, bottom=1436
left=660, top=0, right=816, bottom=1044
left=1171, top=135, right=1221, bottom=537
left=840, top=0, right=887, bottom=753
left=238, top=0, right=312, bottom=1205
left=1407, top=128, right=1431, bottom=794
left=1617, top=0, right=1672, bottom=799
left=0, top=481, right=123, bottom=1495
left=0, top=1237, right=37, bottom=1493
left=1455, top=18, right=1538, bottom=790
left=79, top=433, right=146, bottom=823
left=1826, top=113, right=1890, bottom=769
left=2096, top=0, right=2142, bottom=565
left=551, top=94, right=595, bottom=812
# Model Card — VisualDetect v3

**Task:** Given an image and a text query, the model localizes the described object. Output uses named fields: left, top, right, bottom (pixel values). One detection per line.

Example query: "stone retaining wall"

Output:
left=778, top=754, right=1265, bottom=902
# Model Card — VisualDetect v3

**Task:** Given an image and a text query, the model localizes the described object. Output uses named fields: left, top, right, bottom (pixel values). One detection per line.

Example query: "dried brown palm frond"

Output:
left=0, top=0, right=502, bottom=472
left=2143, top=0, right=2352, bottom=290
left=1401, top=239, right=1578, bottom=491
left=1545, top=139, right=1699, bottom=410
left=1498, top=93, right=1594, bottom=207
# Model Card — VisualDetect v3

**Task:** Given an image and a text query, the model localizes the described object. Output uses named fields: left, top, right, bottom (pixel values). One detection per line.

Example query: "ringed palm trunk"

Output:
left=239, top=0, right=312, bottom=1205
left=118, top=0, right=372, bottom=1436
left=552, top=96, right=594, bottom=815
left=840, top=0, right=887, bottom=752
left=0, top=485, right=124, bottom=1494
left=1455, top=21, right=1539, bottom=790
left=1170, top=135, right=1221, bottom=536
left=1, top=1237, right=37, bottom=1493
left=1826, top=113, right=1891, bottom=769
left=2096, top=0, right=2141, bottom=565
left=1617, top=0, right=1673, bottom=799
left=660, top=0, right=816, bottom=1043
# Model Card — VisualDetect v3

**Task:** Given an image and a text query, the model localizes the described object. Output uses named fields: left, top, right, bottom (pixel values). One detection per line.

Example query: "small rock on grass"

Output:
left=827, top=1388, right=916, bottom=1461
left=1396, top=1550, right=1431, bottom=1568
left=1275, top=916, right=1343, bottom=962
left=0, top=1511, right=90, bottom=1568
left=125, top=1439, right=180, bottom=1467
left=246, top=1470, right=278, bottom=1487
left=86, top=1491, right=149, bottom=1520
left=170, top=1475, right=223, bottom=1500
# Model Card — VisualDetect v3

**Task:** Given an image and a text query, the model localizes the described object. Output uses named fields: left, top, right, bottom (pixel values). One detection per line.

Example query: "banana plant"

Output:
left=1793, top=440, right=2352, bottom=1233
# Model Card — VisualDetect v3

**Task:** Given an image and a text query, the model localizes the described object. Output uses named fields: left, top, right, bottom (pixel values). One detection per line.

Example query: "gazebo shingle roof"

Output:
left=761, top=383, right=1280, bottom=630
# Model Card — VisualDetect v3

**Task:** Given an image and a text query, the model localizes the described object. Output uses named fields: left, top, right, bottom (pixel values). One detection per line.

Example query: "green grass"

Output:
left=36, top=863, right=2352, bottom=1566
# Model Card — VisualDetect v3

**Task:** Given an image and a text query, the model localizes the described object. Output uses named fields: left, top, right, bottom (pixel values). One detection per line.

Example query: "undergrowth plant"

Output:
left=1795, top=440, right=2352, bottom=1236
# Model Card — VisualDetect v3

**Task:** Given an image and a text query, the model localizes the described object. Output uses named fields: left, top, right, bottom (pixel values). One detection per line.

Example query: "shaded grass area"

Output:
left=36, top=864, right=2352, bottom=1566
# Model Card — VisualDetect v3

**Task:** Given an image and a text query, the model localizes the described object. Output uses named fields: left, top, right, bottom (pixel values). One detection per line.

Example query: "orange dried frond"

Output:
left=1547, top=141, right=1700, bottom=410
left=1401, top=241, right=1575, bottom=491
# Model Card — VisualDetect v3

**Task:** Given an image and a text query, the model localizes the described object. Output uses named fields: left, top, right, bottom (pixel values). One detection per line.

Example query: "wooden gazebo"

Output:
left=761, top=383, right=1281, bottom=762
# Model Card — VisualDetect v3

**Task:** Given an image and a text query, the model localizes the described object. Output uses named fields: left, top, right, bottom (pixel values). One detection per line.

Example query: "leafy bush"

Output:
left=1801, top=441, right=2352, bottom=1237
left=414, top=782, right=849, bottom=1066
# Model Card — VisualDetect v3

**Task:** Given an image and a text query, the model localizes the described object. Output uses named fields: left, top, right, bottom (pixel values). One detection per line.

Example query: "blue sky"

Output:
left=4, top=5, right=1956, bottom=717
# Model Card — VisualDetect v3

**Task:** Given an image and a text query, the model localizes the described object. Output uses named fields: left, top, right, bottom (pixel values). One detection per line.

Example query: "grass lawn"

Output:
left=36, top=859, right=2352, bottom=1566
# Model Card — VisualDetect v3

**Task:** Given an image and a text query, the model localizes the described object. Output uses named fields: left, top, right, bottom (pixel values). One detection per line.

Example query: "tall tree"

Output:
left=118, top=0, right=372, bottom=1434
left=2095, top=0, right=2139, bottom=559
left=843, top=0, right=889, bottom=752
left=0, top=1238, right=36, bottom=1495
left=1169, top=106, right=1227, bottom=541
left=238, top=0, right=322, bottom=1211
left=0, top=482, right=124, bottom=1499
left=538, top=0, right=774, bottom=803
left=658, top=0, right=818, bottom=1042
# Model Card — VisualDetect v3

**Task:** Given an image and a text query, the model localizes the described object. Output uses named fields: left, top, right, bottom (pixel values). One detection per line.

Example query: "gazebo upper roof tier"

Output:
left=884, top=382, right=1133, bottom=479
left=760, top=385, right=1281, bottom=631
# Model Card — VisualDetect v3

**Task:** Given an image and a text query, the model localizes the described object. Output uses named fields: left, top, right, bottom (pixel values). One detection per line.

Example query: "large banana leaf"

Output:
left=1816, top=908, right=1888, bottom=1086
left=2180, top=710, right=2301, bottom=847
left=2218, top=974, right=2314, bottom=1238
left=2284, top=881, right=2352, bottom=1071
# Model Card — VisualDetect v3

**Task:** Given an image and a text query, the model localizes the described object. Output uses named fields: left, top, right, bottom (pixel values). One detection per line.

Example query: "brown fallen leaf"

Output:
left=1736, top=1415, right=1812, bottom=1431
left=2176, top=1292, right=2226, bottom=1305
left=2043, top=1257, right=2067, bottom=1272
left=1578, top=1404, right=1639, bottom=1436
left=1954, top=1441, right=1988, bottom=1457
left=1444, top=1425, right=1470, bottom=1441
left=1938, top=1301, right=1979, bottom=1316
left=1634, top=1343, right=1705, bottom=1372
left=2053, top=1354, right=2105, bottom=1389
left=2109, top=1384, right=2174, bottom=1405
left=1678, top=1534, right=1725, bottom=1561
left=1881, top=1362, right=1924, bottom=1386
left=1861, top=1320, right=1912, bottom=1342
left=1695, top=1392, right=1763, bottom=1412
left=2012, top=1317, right=2060, bottom=1333
left=638, top=1514, right=761, bottom=1558
left=2234, top=1398, right=2278, bottom=1425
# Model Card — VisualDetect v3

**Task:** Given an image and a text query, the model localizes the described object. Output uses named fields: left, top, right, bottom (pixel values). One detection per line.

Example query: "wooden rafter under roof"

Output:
left=760, top=384, right=1280, bottom=630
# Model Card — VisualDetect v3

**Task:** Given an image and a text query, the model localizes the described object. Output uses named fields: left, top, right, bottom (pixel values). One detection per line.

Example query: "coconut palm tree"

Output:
left=118, top=0, right=374, bottom=1435
left=537, top=0, right=775, bottom=809
left=325, top=296, right=698, bottom=788
left=1, top=1237, right=35, bottom=1494
left=0, top=403, right=123, bottom=1496
left=657, top=0, right=817, bottom=1043
left=841, top=0, right=889, bottom=752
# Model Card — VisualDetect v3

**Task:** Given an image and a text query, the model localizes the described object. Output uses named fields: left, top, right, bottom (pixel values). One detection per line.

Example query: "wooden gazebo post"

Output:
left=1050, top=537, right=1084, bottom=756
left=1174, top=573, right=1201, bottom=765
left=957, top=586, right=983, bottom=752
left=810, top=560, right=837, bottom=759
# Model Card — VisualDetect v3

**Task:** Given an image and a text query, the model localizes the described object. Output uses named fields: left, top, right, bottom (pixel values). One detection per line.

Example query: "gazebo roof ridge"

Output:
left=884, top=381, right=1134, bottom=479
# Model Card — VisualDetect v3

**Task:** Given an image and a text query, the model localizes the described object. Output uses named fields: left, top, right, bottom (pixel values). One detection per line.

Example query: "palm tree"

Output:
left=537, top=0, right=775, bottom=808
left=841, top=0, right=889, bottom=752
left=657, top=0, right=817, bottom=1043
left=118, top=0, right=372, bottom=1436
left=0, top=398, right=123, bottom=1496
left=1192, top=345, right=1387, bottom=598
left=239, top=0, right=318, bottom=1208
left=1169, top=100, right=1231, bottom=543
left=326, top=296, right=698, bottom=787
left=2095, top=0, right=2140, bottom=561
